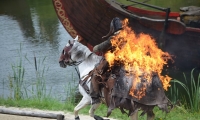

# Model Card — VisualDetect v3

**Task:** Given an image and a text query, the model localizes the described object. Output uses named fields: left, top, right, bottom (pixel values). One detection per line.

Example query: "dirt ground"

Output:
left=0, top=106, right=116, bottom=120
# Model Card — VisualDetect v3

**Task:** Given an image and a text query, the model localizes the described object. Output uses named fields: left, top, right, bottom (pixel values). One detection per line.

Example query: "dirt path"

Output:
left=0, top=106, right=116, bottom=120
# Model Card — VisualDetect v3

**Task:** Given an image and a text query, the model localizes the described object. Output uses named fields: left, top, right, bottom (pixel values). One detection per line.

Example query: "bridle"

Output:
left=59, top=40, right=93, bottom=67
left=59, top=40, right=94, bottom=80
left=59, top=42, right=83, bottom=66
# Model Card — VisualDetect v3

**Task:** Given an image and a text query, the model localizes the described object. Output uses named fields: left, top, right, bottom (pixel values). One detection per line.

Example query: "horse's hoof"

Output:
left=94, top=115, right=103, bottom=120
left=57, top=114, right=64, bottom=120
left=75, top=116, right=80, bottom=120
left=147, top=112, right=155, bottom=120
left=94, top=115, right=110, bottom=120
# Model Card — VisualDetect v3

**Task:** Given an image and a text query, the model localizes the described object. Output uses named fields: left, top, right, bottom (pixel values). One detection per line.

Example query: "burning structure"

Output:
left=105, top=18, right=172, bottom=99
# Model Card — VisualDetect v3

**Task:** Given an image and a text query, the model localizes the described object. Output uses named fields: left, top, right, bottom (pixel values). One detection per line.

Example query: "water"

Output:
left=0, top=0, right=79, bottom=101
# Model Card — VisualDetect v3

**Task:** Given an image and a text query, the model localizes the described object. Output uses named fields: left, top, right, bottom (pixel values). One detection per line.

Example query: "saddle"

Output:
left=79, top=70, right=94, bottom=94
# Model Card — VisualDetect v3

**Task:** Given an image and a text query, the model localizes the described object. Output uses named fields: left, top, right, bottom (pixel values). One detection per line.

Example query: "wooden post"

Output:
left=0, top=108, right=64, bottom=120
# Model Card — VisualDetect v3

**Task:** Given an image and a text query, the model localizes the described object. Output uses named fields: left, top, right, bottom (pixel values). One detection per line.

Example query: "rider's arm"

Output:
left=102, top=20, right=114, bottom=39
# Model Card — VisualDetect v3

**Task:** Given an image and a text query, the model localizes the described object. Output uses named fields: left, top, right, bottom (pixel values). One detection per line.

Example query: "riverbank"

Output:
left=1, top=97, right=200, bottom=120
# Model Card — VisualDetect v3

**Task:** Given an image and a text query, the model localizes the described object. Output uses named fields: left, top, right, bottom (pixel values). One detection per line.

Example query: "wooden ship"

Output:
left=52, top=0, right=200, bottom=74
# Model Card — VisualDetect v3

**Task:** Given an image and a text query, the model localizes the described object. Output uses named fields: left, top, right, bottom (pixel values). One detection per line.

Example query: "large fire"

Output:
left=105, top=18, right=172, bottom=99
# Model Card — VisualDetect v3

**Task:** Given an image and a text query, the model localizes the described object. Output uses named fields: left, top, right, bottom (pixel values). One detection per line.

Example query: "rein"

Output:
left=67, top=52, right=94, bottom=66
left=65, top=51, right=94, bottom=94
left=73, top=52, right=93, bottom=80
left=74, top=53, right=94, bottom=95
left=65, top=60, right=83, bottom=66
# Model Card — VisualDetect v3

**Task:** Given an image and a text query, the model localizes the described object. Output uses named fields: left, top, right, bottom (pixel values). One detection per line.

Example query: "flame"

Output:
left=105, top=18, right=172, bottom=99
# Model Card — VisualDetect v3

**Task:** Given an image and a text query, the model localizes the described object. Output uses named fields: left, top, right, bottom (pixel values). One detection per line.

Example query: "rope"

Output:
left=75, top=66, right=81, bottom=80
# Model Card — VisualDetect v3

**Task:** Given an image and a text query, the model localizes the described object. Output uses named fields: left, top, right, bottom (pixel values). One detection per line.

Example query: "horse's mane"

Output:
left=70, top=41, right=102, bottom=63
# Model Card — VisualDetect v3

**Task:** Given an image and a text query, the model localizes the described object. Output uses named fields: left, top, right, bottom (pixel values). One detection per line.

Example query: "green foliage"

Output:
left=171, top=69, right=200, bottom=112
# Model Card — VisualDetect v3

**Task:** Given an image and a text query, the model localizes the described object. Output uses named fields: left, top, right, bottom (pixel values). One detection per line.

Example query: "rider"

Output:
left=90, top=17, right=123, bottom=104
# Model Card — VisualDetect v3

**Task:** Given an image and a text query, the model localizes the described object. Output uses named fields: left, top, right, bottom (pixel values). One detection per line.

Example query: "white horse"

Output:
left=59, top=36, right=103, bottom=119
left=59, top=36, right=169, bottom=120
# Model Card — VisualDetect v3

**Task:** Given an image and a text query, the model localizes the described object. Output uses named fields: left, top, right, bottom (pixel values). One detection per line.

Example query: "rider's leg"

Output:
left=147, top=111, right=155, bottom=120
left=90, top=75, right=101, bottom=104
left=129, top=110, right=138, bottom=120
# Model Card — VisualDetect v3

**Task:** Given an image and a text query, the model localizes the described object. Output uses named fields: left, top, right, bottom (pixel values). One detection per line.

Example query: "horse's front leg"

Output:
left=147, top=111, right=155, bottom=120
left=129, top=110, right=138, bottom=120
left=89, top=103, right=101, bottom=117
left=74, top=96, right=91, bottom=120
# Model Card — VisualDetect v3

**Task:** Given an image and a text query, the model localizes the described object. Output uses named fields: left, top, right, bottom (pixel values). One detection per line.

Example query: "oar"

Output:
left=158, top=7, right=170, bottom=49
left=127, top=0, right=168, bottom=12
left=126, top=0, right=171, bottom=48
left=122, top=0, right=150, bottom=8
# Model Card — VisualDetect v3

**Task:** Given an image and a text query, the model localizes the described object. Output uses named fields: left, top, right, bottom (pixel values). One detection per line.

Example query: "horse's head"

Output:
left=59, top=36, right=79, bottom=68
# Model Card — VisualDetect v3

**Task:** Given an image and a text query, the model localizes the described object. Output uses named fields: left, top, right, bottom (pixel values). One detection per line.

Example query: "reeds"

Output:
left=169, top=78, right=180, bottom=104
left=9, top=44, right=25, bottom=100
left=32, top=55, right=51, bottom=100
left=8, top=44, right=51, bottom=101
left=171, top=69, right=200, bottom=112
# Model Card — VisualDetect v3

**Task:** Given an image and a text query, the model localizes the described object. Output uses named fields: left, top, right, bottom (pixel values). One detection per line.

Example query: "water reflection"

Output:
left=0, top=0, right=78, bottom=100
left=28, top=0, right=60, bottom=45
left=0, top=0, right=35, bottom=38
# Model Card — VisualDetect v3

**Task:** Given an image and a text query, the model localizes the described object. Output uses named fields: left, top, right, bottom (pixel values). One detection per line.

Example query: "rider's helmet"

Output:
left=103, top=17, right=122, bottom=38
left=112, top=17, right=122, bottom=33
left=93, top=17, right=123, bottom=53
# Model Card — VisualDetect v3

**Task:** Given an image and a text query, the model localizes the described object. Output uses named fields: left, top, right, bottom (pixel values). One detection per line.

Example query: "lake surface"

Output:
left=0, top=0, right=79, bottom=101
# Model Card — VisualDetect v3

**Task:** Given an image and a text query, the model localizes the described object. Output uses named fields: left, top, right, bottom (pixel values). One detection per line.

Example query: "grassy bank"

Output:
left=0, top=97, right=200, bottom=120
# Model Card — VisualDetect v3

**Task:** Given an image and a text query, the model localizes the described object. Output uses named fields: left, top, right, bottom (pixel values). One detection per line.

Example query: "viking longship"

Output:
left=52, top=0, right=200, bottom=74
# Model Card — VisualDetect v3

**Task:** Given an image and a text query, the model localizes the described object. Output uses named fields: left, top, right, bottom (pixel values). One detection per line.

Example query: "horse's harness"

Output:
left=60, top=43, right=83, bottom=66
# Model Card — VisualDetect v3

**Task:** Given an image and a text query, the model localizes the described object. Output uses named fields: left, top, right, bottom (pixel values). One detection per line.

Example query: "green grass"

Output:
left=0, top=97, right=68, bottom=111
left=1, top=97, right=200, bottom=120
